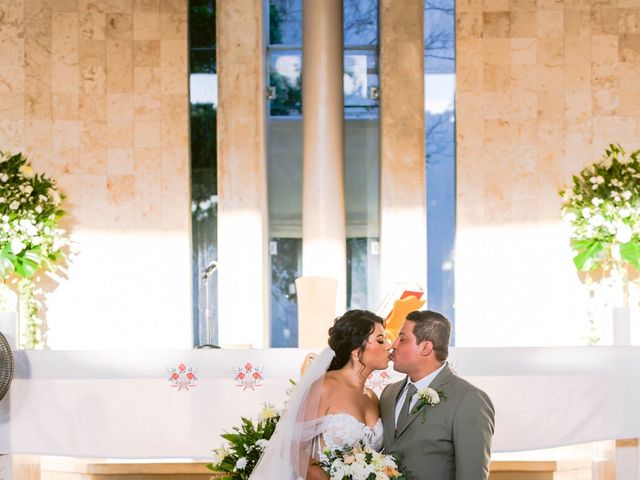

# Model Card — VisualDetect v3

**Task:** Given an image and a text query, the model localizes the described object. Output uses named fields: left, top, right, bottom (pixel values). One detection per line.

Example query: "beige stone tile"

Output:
left=457, top=11, right=483, bottom=38
left=160, top=0, right=185, bottom=14
left=160, top=40, right=186, bottom=68
left=565, top=91, right=592, bottom=123
left=134, top=93, right=161, bottom=120
left=106, top=119, right=133, bottom=146
left=133, top=66, right=161, bottom=92
left=106, top=64, right=133, bottom=93
left=53, top=146, right=81, bottom=174
left=81, top=120, right=107, bottom=150
left=510, top=64, right=538, bottom=92
left=52, top=12, right=79, bottom=66
left=25, top=87, right=52, bottom=119
left=564, top=0, right=593, bottom=6
left=107, top=147, right=134, bottom=174
left=457, top=64, right=484, bottom=92
left=134, top=120, right=161, bottom=147
left=24, top=119, right=52, bottom=147
left=134, top=147, right=161, bottom=172
left=482, top=38, right=510, bottom=64
left=24, top=37, right=50, bottom=71
left=617, top=88, right=640, bottom=114
left=591, top=63, right=618, bottom=89
left=161, top=148, right=187, bottom=178
left=593, top=116, right=636, bottom=144
left=133, top=12, right=160, bottom=40
left=0, top=66, right=25, bottom=93
left=160, top=13, right=186, bottom=40
left=616, top=62, right=640, bottom=84
left=80, top=146, right=107, bottom=174
left=591, top=7, right=619, bottom=35
left=107, top=174, right=135, bottom=204
left=134, top=0, right=159, bottom=12
left=107, top=93, right=133, bottom=122
left=52, top=65, right=80, bottom=93
left=510, top=10, right=537, bottom=37
left=510, top=37, right=537, bottom=64
left=456, top=92, right=486, bottom=120
left=135, top=172, right=162, bottom=228
left=619, top=33, right=640, bottom=62
left=107, top=39, right=133, bottom=65
left=80, top=40, right=106, bottom=65
left=537, top=10, right=563, bottom=37
left=510, top=91, right=538, bottom=119
left=0, top=120, right=24, bottom=152
left=537, top=0, right=564, bottom=9
left=106, top=13, right=132, bottom=39
left=53, top=120, right=81, bottom=148
left=538, top=118, right=564, bottom=145
left=618, top=8, right=640, bottom=33
left=592, top=89, right=619, bottom=115
left=80, top=11, right=105, bottom=40
left=133, top=40, right=161, bottom=66
left=564, top=63, right=591, bottom=92
left=564, top=36, right=591, bottom=64
left=538, top=36, right=564, bottom=66
left=79, top=0, right=107, bottom=13
left=457, top=38, right=483, bottom=66
left=538, top=90, right=565, bottom=119
left=591, top=34, right=619, bottom=65
left=104, top=0, right=132, bottom=14
left=537, top=65, right=564, bottom=92
left=456, top=0, right=482, bottom=12
left=483, top=0, right=509, bottom=10
left=483, top=64, right=510, bottom=91
left=510, top=0, right=536, bottom=10
left=52, top=92, right=80, bottom=120
left=564, top=9, right=591, bottom=36
left=0, top=33, right=25, bottom=66
left=160, top=66, right=187, bottom=94
left=80, top=65, right=107, bottom=97
left=481, top=91, right=511, bottom=119
left=0, top=93, right=24, bottom=121
left=52, top=0, right=79, bottom=12
left=483, top=11, right=510, bottom=37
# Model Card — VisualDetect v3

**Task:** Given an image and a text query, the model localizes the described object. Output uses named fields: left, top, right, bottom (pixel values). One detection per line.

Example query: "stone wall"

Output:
left=0, top=0, right=191, bottom=349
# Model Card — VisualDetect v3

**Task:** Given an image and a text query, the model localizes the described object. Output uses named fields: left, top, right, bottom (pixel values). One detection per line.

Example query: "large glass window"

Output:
left=189, top=0, right=218, bottom=347
left=424, top=0, right=456, bottom=339
left=268, top=0, right=381, bottom=347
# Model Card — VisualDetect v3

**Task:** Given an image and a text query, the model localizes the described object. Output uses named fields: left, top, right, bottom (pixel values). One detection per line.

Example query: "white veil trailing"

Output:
left=249, top=347, right=336, bottom=480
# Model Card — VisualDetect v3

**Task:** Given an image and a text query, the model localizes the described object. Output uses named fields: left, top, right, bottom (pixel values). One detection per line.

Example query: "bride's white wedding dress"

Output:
left=309, top=413, right=384, bottom=455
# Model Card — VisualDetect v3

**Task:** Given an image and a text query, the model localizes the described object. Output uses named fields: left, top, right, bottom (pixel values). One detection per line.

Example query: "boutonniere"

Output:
left=411, top=387, right=447, bottom=422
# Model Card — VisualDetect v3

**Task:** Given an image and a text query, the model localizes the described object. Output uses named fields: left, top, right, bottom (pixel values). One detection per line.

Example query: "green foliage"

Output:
left=207, top=405, right=281, bottom=480
left=559, top=144, right=640, bottom=274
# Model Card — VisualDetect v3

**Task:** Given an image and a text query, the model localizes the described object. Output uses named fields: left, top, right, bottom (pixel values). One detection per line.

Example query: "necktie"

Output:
left=396, top=383, right=417, bottom=435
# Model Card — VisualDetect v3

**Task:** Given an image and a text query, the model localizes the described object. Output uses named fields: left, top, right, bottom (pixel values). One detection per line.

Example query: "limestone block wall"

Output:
left=0, top=0, right=191, bottom=349
left=455, top=0, right=640, bottom=345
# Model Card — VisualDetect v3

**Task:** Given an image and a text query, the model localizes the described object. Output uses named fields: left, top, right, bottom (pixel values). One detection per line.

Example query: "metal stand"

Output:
left=196, top=261, right=220, bottom=349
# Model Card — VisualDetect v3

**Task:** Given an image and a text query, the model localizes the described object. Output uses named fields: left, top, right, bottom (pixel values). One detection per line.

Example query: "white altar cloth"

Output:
left=1, top=347, right=639, bottom=459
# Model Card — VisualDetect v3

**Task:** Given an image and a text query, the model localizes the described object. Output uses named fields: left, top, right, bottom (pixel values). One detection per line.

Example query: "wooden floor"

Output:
left=13, top=456, right=593, bottom=480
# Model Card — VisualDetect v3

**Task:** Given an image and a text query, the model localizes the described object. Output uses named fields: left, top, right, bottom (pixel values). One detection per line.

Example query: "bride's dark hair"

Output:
left=327, top=309, right=384, bottom=371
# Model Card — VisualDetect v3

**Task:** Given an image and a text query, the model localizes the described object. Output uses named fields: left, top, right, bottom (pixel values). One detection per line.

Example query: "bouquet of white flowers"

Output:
left=317, top=440, right=406, bottom=480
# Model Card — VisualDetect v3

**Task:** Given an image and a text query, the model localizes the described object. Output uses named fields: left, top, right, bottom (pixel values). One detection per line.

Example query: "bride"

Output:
left=249, top=309, right=391, bottom=479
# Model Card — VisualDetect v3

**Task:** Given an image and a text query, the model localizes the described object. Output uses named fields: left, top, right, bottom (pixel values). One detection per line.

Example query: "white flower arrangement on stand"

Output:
left=560, top=144, right=640, bottom=344
left=0, top=151, right=70, bottom=349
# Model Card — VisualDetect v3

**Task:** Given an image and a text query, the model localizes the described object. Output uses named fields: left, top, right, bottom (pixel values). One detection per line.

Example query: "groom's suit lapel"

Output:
left=382, top=379, right=405, bottom=446
left=395, top=365, right=454, bottom=439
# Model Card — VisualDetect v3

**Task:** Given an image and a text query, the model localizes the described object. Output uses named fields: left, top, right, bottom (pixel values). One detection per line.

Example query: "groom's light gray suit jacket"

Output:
left=380, top=366, right=495, bottom=480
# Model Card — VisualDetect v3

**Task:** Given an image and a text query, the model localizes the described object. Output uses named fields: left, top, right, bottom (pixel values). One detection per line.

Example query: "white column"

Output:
left=300, top=0, right=346, bottom=316
left=216, top=0, right=269, bottom=348
left=379, top=0, right=427, bottom=294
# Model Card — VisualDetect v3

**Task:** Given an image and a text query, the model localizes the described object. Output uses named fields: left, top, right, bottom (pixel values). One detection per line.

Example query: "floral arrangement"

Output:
left=207, top=404, right=281, bottom=479
left=559, top=144, right=640, bottom=274
left=411, top=387, right=446, bottom=422
left=0, top=151, right=69, bottom=348
left=317, top=440, right=405, bottom=480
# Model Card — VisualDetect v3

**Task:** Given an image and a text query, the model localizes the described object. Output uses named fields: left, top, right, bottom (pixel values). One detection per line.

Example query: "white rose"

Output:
left=619, top=208, right=631, bottom=218
left=616, top=224, right=633, bottom=244
left=563, top=212, right=577, bottom=223
left=591, top=197, right=603, bottom=206
left=582, top=207, right=591, bottom=219
left=235, top=457, right=248, bottom=471
left=426, top=387, right=440, bottom=404
left=9, top=200, right=20, bottom=210
left=10, top=238, right=25, bottom=254
left=24, top=185, right=33, bottom=194
left=255, top=439, right=269, bottom=450
left=35, top=205, right=43, bottom=214
left=0, top=197, right=4, bottom=203
left=597, top=176, right=605, bottom=184
left=0, top=174, right=8, bottom=182
left=589, top=214, right=605, bottom=227
left=622, top=191, right=632, bottom=201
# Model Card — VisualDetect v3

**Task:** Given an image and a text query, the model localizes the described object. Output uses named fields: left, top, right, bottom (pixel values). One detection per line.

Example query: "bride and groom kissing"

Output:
left=250, top=309, right=495, bottom=480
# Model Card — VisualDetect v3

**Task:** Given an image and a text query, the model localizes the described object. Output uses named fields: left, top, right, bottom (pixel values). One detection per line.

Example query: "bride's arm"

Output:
left=306, top=463, right=329, bottom=480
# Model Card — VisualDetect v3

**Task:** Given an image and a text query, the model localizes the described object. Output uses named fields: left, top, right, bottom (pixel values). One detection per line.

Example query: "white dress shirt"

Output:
left=394, top=362, right=447, bottom=425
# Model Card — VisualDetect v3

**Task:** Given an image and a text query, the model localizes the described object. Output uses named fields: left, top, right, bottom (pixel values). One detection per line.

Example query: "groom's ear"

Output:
left=420, top=340, right=434, bottom=356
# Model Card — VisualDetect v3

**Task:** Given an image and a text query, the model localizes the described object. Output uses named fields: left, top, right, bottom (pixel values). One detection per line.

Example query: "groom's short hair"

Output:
left=406, top=310, right=451, bottom=361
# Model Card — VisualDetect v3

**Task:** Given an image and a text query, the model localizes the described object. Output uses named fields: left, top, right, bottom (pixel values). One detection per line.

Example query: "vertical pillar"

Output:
left=216, top=0, right=269, bottom=347
left=300, top=0, right=346, bottom=325
left=379, top=0, right=427, bottom=294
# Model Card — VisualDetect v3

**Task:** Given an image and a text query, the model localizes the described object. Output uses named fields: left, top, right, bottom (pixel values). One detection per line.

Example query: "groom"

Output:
left=380, top=310, right=495, bottom=480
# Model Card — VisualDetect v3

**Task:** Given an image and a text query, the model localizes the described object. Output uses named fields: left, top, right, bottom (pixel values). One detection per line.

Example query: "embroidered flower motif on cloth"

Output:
left=168, top=363, right=198, bottom=391
left=234, top=362, right=263, bottom=390
left=366, top=368, right=392, bottom=392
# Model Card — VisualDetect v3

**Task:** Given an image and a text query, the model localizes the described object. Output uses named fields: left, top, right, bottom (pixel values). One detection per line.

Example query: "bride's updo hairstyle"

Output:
left=327, top=309, right=384, bottom=371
